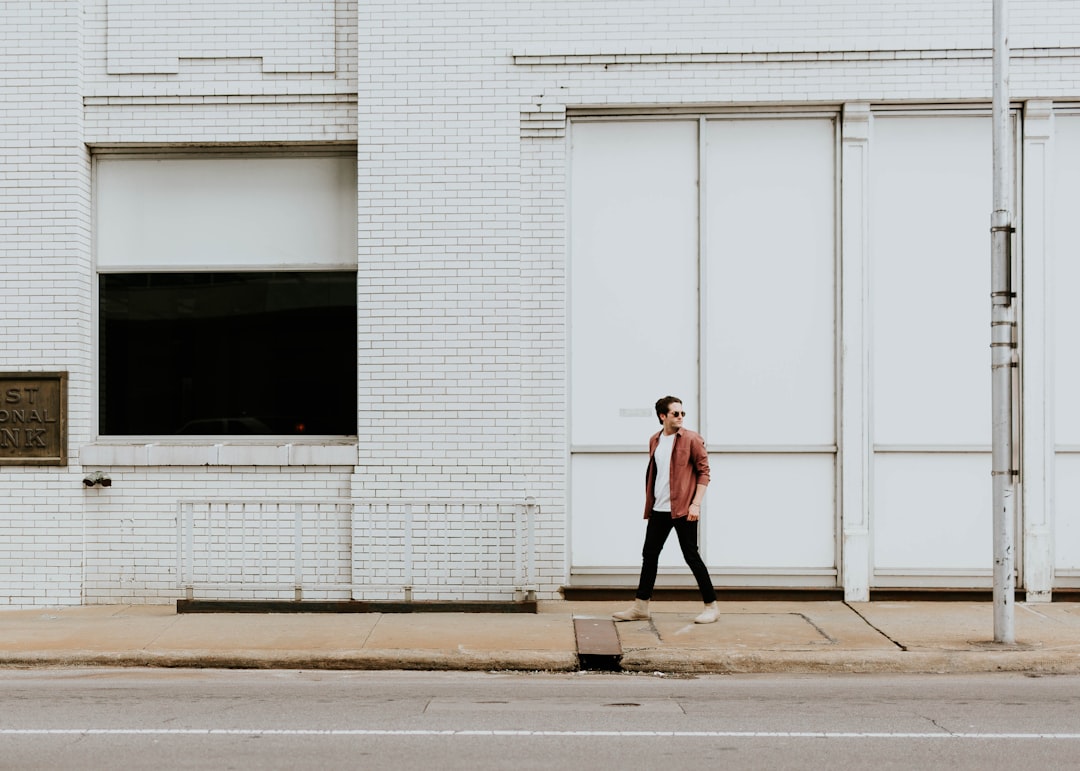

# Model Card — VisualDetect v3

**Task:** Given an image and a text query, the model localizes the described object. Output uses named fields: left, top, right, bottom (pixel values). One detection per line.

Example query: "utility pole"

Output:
left=991, top=0, right=1016, bottom=645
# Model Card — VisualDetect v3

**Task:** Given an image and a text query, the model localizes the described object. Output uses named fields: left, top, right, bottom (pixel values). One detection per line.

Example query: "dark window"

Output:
left=100, top=271, right=356, bottom=436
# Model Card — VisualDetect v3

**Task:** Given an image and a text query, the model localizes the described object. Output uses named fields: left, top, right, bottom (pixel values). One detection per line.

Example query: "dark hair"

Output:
left=655, top=395, right=683, bottom=424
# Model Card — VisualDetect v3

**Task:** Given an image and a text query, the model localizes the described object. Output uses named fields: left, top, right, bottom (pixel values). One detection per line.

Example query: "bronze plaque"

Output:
left=0, top=372, right=67, bottom=466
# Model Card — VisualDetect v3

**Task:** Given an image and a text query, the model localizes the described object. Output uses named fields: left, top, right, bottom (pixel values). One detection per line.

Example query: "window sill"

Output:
left=80, top=439, right=358, bottom=467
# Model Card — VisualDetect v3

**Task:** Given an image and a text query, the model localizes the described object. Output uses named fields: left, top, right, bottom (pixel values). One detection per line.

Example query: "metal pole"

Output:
left=991, top=0, right=1016, bottom=644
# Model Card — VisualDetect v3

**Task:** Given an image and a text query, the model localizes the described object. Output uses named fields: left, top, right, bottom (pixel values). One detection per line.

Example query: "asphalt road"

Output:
left=2, top=669, right=1079, bottom=770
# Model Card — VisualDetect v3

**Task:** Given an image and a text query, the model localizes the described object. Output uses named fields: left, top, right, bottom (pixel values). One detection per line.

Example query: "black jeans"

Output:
left=635, top=511, right=717, bottom=604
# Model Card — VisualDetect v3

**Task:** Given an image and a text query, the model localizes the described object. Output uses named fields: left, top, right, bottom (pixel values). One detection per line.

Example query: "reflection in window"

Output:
left=100, top=271, right=356, bottom=436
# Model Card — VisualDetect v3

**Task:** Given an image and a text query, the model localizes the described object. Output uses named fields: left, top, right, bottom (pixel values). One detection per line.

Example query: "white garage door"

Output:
left=870, top=114, right=994, bottom=585
left=569, top=116, right=837, bottom=587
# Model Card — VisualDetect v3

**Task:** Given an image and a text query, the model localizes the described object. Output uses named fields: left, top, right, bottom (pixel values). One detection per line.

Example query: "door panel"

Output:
left=873, top=453, right=991, bottom=572
left=570, top=454, right=683, bottom=568
left=1053, top=116, right=1080, bottom=446
left=1055, top=455, right=1080, bottom=571
left=569, top=120, right=699, bottom=448
left=705, top=454, right=836, bottom=569
left=704, top=118, right=836, bottom=446
left=568, top=120, right=700, bottom=578
left=1053, top=114, right=1080, bottom=575
left=871, top=115, right=991, bottom=447
left=702, top=118, right=837, bottom=575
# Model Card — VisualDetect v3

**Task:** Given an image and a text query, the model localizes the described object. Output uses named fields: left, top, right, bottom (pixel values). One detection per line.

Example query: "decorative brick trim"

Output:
left=83, top=93, right=356, bottom=106
left=513, top=47, right=1080, bottom=67
left=521, top=104, right=567, bottom=138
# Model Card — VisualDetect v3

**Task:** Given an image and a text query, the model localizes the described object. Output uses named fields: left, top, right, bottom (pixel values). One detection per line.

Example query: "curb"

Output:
left=2, top=649, right=1078, bottom=674
left=618, top=648, right=1080, bottom=675
left=0, top=650, right=581, bottom=672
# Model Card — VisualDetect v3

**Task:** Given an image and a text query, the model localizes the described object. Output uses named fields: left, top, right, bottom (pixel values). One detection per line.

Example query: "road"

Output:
left=2, top=670, right=1080, bottom=769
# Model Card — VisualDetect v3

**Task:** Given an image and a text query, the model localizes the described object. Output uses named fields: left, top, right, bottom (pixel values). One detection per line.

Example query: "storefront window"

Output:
left=99, top=271, right=356, bottom=436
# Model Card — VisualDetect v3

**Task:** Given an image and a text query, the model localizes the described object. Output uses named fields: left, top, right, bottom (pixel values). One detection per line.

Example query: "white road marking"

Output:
left=1, top=729, right=1079, bottom=739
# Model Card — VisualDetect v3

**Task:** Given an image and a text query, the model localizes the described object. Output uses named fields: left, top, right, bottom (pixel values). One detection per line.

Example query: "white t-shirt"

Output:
left=652, top=431, right=676, bottom=513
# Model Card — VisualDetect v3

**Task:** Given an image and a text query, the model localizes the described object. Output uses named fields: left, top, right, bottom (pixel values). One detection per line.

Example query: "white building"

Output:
left=3, top=0, right=1080, bottom=608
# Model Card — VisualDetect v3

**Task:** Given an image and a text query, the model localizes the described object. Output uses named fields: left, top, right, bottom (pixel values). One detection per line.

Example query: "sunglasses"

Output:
left=667, top=411, right=686, bottom=417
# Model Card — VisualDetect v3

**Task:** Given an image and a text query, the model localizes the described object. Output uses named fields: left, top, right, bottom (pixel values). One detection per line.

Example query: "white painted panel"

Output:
left=1054, top=455, right=1080, bottom=570
left=1053, top=115, right=1080, bottom=577
left=96, top=156, right=358, bottom=269
left=1053, top=116, right=1080, bottom=445
left=873, top=453, right=991, bottom=570
left=569, top=121, right=700, bottom=446
left=705, top=118, right=836, bottom=445
left=871, top=116, right=991, bottom=445
left=704, top=454, right=835, bottom=569
left=570, top=454, right=682, bottom=568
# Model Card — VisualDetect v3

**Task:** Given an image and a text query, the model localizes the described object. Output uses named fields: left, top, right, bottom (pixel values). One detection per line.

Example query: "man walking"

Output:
left=613, top=395, right=718, bottom=624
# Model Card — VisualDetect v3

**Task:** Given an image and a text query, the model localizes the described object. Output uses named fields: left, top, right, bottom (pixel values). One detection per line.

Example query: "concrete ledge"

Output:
left=563, top=587, right=844, bottom=602
left=80, top=441, right=357, bottom=467
left=176, top=599, right=538, bottom=614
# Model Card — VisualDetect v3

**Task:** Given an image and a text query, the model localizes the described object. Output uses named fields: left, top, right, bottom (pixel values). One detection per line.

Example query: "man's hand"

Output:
left=688, top=502, right=701, bottom=522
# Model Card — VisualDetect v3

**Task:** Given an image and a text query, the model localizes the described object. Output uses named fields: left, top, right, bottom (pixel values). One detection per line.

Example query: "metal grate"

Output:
left=352, top=500, right=536, bottom=600
left=177, top=499, right=353, bottom=601
left=177, top=498, right=536, bottom=601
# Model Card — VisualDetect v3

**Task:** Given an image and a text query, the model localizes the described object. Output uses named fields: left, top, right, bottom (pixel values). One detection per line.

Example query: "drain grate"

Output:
left=574, top=617, right=623, bottom=672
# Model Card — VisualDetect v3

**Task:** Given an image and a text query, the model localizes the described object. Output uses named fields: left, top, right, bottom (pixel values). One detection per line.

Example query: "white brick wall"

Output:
left=105, top=0, right=337, bottom=75
left=0, top=2, right=91, bottom=607
left=2, top=0, right=1080, bottom=606
left=504, top=0, right=1080, bottom=54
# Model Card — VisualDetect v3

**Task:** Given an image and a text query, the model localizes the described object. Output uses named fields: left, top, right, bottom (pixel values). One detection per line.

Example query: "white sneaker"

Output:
left=694, top=602, right=719, bottom=624
left=612, top=598, right=650, bottom=621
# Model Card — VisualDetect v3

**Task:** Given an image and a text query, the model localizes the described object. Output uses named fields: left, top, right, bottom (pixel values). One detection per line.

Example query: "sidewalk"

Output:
left=1, top=600, right=1079, bottom=674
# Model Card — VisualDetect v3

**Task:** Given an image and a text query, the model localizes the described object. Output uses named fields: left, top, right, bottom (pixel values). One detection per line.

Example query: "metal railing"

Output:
left=177, top=498, right=537, bottom=601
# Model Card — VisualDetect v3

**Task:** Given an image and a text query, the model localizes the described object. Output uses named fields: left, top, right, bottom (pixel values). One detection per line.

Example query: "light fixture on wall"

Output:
left=82, top=471, right=112, bottom=488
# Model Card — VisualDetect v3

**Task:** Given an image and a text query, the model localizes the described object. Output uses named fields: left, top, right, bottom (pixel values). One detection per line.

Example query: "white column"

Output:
left=840, top=103, right=872, bottom=602
left=1022, top=100, right=1055, bottom=602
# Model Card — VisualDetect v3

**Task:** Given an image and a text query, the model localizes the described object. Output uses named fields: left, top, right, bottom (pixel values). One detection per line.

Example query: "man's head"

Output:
left=655, top=395, right=685, bottom=434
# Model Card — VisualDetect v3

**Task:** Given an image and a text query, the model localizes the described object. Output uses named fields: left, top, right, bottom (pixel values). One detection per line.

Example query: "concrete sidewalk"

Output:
left=1, top=600, right=1079, bottom=674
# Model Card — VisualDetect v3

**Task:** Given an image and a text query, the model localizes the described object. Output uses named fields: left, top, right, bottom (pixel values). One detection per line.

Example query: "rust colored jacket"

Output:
left=643, top=427, right=710, bottom=519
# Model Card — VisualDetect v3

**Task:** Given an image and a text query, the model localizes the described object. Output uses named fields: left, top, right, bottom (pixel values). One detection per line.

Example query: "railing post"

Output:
left=182, top=501, right=195, bottom=599
left=177, top=500, right=185, bottom=594
left=518, top=501, right=527, bottom=596
left=526, top=497, right=537, bottom=601
left=404, top=503, right=415, bottom=601
left=350, top=501, right=363, bottom=601
left=294, top=503, right=304, bottom=601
